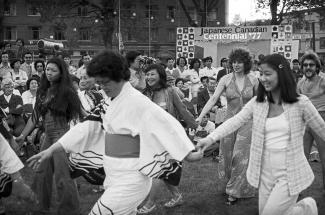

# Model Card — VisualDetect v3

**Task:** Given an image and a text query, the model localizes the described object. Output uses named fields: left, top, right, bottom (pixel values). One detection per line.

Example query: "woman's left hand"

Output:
left=26, top=150, right=52, bottom=170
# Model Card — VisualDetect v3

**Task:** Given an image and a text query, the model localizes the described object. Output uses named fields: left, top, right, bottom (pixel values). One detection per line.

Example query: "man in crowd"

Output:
left=0, top=52, right=13, bottom=80
left=125, top=51, right=146, bottom=91
left=216, top=58, right=229, bottom=82
left=292, top=58, right=303, bottom=83
left=20, top=52, right=36, bottom=78
left=199, top=56, right=219, bottom=78
left=75, top=53, right=91, bottom=79
left=197, top=77, right=218, bottom=115
left=165, top=57, right=178, bottom=78
left=297, top=51, right=325, bottom=192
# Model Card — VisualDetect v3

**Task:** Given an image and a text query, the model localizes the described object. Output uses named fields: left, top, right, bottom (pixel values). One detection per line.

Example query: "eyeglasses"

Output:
left=303, top=63, right=316, bottom=67
left=37, top=65, right=43, bottom=68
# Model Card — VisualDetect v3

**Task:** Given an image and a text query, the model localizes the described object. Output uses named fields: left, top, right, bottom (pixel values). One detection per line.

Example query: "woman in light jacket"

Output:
left=138, top=64, right=197, bottom=213
left=198, top=54, right=324, bottom=215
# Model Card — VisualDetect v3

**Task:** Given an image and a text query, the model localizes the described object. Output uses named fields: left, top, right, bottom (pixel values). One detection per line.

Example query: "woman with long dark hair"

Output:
left=198, top=54, right=323, bottom=215
left=197, top=48, right=258, bottom=204
left=16, top=57, right=81, bottom=215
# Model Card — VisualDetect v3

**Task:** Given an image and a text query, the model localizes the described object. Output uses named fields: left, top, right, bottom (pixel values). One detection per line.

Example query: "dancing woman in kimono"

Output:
left=27, top=50, right=203, bottom=215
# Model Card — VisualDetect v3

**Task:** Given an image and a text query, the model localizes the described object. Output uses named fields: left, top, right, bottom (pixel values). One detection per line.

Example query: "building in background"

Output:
left=0, top=0, right=227, bottom=63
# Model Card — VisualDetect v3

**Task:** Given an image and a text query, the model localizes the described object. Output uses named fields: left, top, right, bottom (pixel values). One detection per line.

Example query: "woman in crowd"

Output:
left=22, top=77, right=39, bottom=109
left=138, top=64, right=197, bottom=213
left=10, top=59, right=28, bottom=94
left=175, top=57, right=188, bottom=78
left=183, top=58, right=201, bottom=99
left=197, top=48, right=258, bottom=204
left=33, top=60, right=45, bottom=79
left=27, top=50, right=203, bottom=215
left=198, top=53, right=322, bottom=215
left=16, top=57, right=81, bottom=215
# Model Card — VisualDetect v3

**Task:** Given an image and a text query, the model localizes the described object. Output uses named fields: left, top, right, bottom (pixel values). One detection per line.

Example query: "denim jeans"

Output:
left=32, top=112, right=80, bottom=215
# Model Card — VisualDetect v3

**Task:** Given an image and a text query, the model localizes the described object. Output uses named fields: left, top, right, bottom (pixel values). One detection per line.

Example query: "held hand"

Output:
left=197, top=137, right=214, bottom=152
left=186, top=147, right=204, bottom=162
left=26, top=150, right=52, bottom=170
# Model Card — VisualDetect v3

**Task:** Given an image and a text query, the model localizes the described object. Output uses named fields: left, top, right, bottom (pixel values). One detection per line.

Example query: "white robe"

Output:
left=59, top=82, right=195, bottom=215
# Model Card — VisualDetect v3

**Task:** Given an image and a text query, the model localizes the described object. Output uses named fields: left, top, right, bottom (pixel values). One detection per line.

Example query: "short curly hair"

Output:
left=300, top=51, right=321, bottom=74
left=87, top=50, right=130, bottom=82
left=228, top=48, right=252, bottom=74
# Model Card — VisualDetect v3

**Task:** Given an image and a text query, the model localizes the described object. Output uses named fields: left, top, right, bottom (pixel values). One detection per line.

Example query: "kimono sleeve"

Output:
left=140, top=107, right=195, bottom=161
left=59, top=120, right=106, bottom=154
left=0, top=134, right=24, bottom=174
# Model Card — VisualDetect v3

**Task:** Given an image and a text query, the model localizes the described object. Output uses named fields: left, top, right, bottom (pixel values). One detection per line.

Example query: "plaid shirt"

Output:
left=208, top=95, right=325, bottom=195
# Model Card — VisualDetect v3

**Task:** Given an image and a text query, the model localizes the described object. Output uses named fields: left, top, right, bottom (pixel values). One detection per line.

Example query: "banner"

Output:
left=176, top=25, right=298, bottom=67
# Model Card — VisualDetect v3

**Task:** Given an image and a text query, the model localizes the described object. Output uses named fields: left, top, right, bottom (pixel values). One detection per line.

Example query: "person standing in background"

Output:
left=197, top=48, right=258, bottom=204
left=297, top=51, right=325, bottom=192
left=125, top=51, right=146, bottom=92
left=20, top=52, right=36, bottom=78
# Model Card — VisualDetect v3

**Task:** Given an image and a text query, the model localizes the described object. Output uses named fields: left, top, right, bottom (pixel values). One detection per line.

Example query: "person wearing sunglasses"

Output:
left=297, top=51, right=325, bottom=194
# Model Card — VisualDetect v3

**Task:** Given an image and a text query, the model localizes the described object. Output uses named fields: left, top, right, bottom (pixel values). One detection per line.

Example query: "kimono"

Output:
left=0, top=134, right=24, bottom=198
left=58, top=82, right=195, bottom=215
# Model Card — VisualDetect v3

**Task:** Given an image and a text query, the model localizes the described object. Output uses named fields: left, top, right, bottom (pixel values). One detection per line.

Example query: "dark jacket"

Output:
left=217, top=68, right=228, bottom=82
left=0, top=94, right=23, bottom=115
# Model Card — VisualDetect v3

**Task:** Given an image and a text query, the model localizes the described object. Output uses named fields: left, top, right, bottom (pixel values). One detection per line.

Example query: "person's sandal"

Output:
left=137, top=204, right=156, bottom=214
left=164, top=194, right=184, bottom=208
left=225, top=196, right=238, bottom=205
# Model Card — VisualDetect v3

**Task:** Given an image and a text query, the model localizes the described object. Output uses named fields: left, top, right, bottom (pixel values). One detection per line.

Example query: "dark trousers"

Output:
left=31, top=113, right=80, bottom=215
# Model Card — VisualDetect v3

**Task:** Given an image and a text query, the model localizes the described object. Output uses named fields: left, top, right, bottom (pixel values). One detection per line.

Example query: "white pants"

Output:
left=89, top=156, right=152, bottom=215
left=259, top=148, right=318, bottom=215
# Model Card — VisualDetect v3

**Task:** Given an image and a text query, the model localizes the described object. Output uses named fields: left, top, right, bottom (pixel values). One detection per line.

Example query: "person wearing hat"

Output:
left=10, top=58, right=28, bottom=94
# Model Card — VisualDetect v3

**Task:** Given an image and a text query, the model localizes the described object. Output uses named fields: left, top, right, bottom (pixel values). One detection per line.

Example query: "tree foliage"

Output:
left=256, top=0, right=325, bottom=25
left=29, top=0, right=117, bottom=49
left=178, top=0, right=220, bottom=27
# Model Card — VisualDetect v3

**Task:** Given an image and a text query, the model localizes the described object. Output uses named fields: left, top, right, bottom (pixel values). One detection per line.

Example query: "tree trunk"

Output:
left=101, top=18, right=115, bottom=49
left=270, top=0, right=280, bottom=25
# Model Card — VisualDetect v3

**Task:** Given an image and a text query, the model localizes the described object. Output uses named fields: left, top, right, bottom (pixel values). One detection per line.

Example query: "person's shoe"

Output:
left=225, top=196, right=238, bottom=205
left=309, top=152, right=320, bottom=162
left=164, top=194, right=184, bottom=208
left=137, top=204, right=156, bottom=214
left=0, top=198, right=5, bottom=215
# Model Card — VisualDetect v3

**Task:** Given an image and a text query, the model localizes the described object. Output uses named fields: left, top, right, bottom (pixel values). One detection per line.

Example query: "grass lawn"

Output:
left=3, top=157, right=324, bottom=215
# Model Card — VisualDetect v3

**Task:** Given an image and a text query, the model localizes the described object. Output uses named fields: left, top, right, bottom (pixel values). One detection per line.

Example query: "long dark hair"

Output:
left=35, top=57, right=81, bottom=122
left=256, top=54, right=299, bottom=104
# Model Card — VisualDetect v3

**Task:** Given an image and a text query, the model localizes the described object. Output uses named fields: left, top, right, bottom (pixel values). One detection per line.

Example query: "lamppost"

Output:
left=305, top=11, right=317, bottom=52
left=148, top=0, right=151, bottom=57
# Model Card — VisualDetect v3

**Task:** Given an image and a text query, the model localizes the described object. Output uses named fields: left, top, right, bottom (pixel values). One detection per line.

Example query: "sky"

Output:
left=228, top=0, right=270, bottom=23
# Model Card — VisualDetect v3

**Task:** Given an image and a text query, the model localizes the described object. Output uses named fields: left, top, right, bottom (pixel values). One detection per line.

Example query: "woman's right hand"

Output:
left=27, top=150, right=52, bottom=170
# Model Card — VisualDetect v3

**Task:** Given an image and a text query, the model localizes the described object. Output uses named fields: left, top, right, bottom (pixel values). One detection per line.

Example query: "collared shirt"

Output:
left=21, top=90, right=36, bottom=108
left=20, top=62, right=36, bottom=78
left=207, top=95, right=325, bottom=195
left=297, top=75, right=325, bottom=112
left=4, top=94, right=12, bottom=103
left=199, top=66, right=219, bottom=78
left=0, top=63, right=13, bottom=80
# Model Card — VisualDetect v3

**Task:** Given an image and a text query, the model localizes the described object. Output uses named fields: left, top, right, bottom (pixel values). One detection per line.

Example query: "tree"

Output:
left=30, top=0, right=118, bottom=49
left=178, top=0, right=220, bottom=27
left=256, top=0, right=325, bottom=25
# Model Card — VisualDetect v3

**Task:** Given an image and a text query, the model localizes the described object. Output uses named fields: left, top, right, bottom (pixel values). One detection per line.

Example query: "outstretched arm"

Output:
left=197, top=77, right=225, bottom=123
